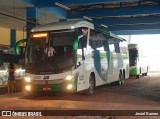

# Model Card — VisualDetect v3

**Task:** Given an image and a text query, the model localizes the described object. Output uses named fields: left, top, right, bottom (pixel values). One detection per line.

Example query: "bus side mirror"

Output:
left=73, top=35, right=85, bottom=52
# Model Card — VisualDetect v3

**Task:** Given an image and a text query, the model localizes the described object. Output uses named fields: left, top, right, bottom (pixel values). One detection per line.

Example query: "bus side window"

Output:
left=109, top=43, right=115, bottom=53
left=78, top=37, right=87, bottom=49
left=103, top=39, right=109, bottom=51
left=114, top=43, right=120, bottom=53
left=89, top=30, right=103, bottom=50
left=77, top=27, right=88, bottom=49
left=77, top=34, right=87, bottom=64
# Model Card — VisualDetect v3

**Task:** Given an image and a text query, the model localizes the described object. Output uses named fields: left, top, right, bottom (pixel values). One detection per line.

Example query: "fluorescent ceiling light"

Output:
left=83, top=16, right=93, bottom=21
left=55, top=2, right=70, bottom=10
left=101, top=24, right=108, bottom=28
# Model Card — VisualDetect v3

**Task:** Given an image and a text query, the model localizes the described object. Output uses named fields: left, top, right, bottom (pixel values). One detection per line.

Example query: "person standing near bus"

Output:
left=8, top=63, right=15, bottom=94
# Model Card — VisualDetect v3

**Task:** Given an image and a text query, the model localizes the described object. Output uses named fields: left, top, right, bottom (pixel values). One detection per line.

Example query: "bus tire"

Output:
left=144, top=73, right=147, bottom=76
left=137, top=68, right=141, bottom=78
left=121, top=73, right=125, bottom=85
left=85, top=75, right=95, bottom=95
left=114, top=71, right=124, bottom=86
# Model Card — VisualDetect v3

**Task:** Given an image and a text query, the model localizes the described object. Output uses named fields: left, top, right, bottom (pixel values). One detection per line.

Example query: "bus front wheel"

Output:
left=144, top=73, right=148, bottom=76
left=85, top=75, right=95, bottom=95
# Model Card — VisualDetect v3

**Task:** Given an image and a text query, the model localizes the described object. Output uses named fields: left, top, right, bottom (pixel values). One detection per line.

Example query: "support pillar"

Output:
left=10, top=29, right=16, bottom=48
left=26, top=7, right=40, bottom=39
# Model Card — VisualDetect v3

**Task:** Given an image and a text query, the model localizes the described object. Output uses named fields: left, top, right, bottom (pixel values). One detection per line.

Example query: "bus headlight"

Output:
left=67, top=84, right=73, bottom=89
left=25, top=85, right=31, bottom=91
left=24, top=77, right=31, bottom=82
left=65, top=75, right=73, bottom=81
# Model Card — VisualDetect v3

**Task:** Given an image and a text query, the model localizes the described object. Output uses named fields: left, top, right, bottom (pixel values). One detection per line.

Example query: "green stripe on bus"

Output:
left=72, top=73, right=78, bottom=92
left=73, top=36, right=78, bottom=52
left=130, top=68, right=137, bottom=76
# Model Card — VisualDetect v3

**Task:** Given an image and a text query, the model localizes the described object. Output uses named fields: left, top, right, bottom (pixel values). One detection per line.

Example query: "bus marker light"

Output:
left=33, top=33, right=48, bottom=38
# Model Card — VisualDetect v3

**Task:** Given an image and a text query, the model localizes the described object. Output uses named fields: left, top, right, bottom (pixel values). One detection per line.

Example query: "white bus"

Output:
left=24, top=20, right=129, bottom=95
left=128, top=44, right=149, bottom=78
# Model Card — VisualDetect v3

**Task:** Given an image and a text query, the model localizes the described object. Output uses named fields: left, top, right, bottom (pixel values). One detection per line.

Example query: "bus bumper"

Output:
left=24, top=82, right=77, bottom=94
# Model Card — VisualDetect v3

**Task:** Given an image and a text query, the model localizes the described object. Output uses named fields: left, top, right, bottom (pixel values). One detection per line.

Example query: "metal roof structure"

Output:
left=0, top=0, right=160, bottom=35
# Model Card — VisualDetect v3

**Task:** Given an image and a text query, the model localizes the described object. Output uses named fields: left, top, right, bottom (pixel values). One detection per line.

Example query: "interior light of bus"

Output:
left=33, top=33, right=48, bottom=38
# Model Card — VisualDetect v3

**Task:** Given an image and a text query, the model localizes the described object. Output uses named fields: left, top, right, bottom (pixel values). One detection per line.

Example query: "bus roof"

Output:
left=95, top=25, right=125, bottom=41
left=31, top=20, right=125, bottom=41
left=128, top=44, right=138, bottom=49
left=109, top=31, right=126, bottom=41
left=31, top=20, right=94, bottom=32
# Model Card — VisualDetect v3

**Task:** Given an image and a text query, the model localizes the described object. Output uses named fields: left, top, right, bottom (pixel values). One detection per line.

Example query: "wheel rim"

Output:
left=119, top=73, right=123, bottom=85
left=121, top=74, right=124, bottom=84
left=89, top=78, right=94, bottom=94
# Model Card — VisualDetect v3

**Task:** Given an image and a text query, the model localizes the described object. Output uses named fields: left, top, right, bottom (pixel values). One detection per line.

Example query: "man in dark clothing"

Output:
left=8, top=63, right=15, bottom=94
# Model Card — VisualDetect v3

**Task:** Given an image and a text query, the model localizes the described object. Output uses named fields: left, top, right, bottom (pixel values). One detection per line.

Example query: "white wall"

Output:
left=0, top=27, right=26, bottom=46
left=130, top=34, right=160, bottom=71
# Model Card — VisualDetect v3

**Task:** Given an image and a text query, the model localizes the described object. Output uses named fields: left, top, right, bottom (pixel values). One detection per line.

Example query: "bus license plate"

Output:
left=43, top=87, right=52, bottom=91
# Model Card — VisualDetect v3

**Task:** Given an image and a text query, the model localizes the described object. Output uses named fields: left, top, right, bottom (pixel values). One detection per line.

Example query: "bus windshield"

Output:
left=129, top=49, right=138, bottom=67
left=25, top=30, right=76, bottom=74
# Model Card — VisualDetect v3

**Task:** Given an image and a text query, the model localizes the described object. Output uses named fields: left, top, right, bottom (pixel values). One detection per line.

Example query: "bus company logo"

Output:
left=2, top=111, right=12, bottom=116
left=43, top=76, right=49, bottom=80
